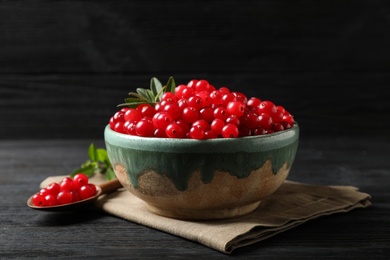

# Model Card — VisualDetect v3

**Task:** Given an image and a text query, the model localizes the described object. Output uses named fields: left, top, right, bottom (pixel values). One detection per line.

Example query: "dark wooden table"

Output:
left=1, top=134, right=389, bottom=259
left=1, top=0, right=390, bottom=258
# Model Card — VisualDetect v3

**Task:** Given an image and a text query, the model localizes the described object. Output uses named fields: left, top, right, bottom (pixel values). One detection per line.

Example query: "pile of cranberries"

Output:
left=32, top=173, right=97, bottom=207
left=109, top=79, right=294, bottom=140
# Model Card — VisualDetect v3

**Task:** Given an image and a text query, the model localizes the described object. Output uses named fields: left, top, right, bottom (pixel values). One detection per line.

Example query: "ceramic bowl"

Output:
left=104, top=123, right=299, bottom=220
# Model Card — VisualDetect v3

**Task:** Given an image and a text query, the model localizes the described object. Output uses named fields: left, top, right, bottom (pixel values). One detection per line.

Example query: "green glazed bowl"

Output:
left=104, top=123, right=299, bottom=220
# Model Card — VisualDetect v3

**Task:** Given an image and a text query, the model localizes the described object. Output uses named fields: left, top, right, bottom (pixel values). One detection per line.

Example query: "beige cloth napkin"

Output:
left=41, top=175, right=371, bottom=254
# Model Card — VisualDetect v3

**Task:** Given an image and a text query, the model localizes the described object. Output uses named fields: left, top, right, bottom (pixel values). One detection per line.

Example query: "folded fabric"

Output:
left=40, top=176, right=371, bottom=254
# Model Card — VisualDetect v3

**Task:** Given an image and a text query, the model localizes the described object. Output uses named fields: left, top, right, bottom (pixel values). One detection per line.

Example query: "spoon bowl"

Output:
left=27, top=178, right=122, bottom=212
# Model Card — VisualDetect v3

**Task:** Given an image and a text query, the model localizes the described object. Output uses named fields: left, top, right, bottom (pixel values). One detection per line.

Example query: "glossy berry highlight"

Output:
left=31, top=173, right=97, bottom=207
left=109, top=78, right=295, bottom=139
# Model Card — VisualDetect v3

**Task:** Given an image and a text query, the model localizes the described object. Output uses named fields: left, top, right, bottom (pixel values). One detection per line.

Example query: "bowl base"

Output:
left=145, top=201, right=261, bottom=220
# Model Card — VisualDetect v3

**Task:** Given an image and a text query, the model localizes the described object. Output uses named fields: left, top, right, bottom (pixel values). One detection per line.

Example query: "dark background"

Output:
left=1, top=1, right=390, bottom=258
left=1, top=0, right=389, bottom=140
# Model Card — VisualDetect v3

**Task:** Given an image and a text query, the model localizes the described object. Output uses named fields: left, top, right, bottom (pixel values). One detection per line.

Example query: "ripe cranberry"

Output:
left=195, top=79, right=210, bottom=92
left=283, top=113, right=294, bottom=125
left=240, top=111, right=258, bottom=130
left=152, top=112, right=173, bottom=129
left=222, top=124, right=239, bottom=138
left=73, top=173, right=89, bottom=190
left=256, top=114, right=273, bottom=130
left=219, top=87, right=230, bottom=94
left=44, top=194, right=57, bottom=206
left=238, top=126, right=252, bottom=137
left=72, top=191, right=81, bottom=203
left=204, top=130, right=218, bottom=139
left=232, top=92, right=247, bottom=104
left=213, top=107, right=228, bottom=121
left=124, top=121, right=137, bottom=135
left=187, top=79, right=198, bottom=89
left=60, top=178, right=75, bottom=193
left=181, top=87, right=195, bottom=99
left=247, top=97, right=262, bottom=108
left=175, top=119, right=190, bottom=134
left=226, top=101, right=245, bottom=117
left=113, top=111, right=125, bottom=123
left=32, top=174, right=98, bottom=207
left=165, top=122, right=185, bottom=138
left=209, top=90, right=222, bottom=105
left=182, top=107, right=199, bottom=124
left=163, top=103, right=181, bottom=120
left=221, top=93, right=235, bottom=107
left=46, top=182, right=60, bottom=196
left=187, top=96, right=203, bottom=110
left=87, top=183, right=97, bottom=194
left=124, top=108, right=142, bottom=123
left=161, top=92, right=177, bottom=103
left=272, top=109, right=284, bottom=123
left=196, top=91, right=211, bottom=107
left=258, top=100, right=277, bottom=115
left=137, top=104, right=155, bottom=118
left=252, top=127, right=266, bottom=136
left=189, top=125, right=205, bottom=140
left=32, top=194, right=45, bottom=206
left=177, top=98, right=189, bottom=110
left=109, top=78, right=295, bottom=139
left=57, top=191, right=73, bottom=205
left=154, top=128, right=167, bottom=138
left=271, top=122, right=285, bottom=132
left=174, top=84, right=187, bottom=98
left=192, top=119, right=210, bottom=131
left=199, top=107, right=214, bottom=122
left=210, top=118, right=225, bottom=136
left=109, top=117, right=116, bottom=130
left=226, top=115, right=240, bottom=126
left=114, top=121, right=126, bottom=134
left=79, top=185, right=96, bottom=200
left=135, top=119, right=154, bottom=137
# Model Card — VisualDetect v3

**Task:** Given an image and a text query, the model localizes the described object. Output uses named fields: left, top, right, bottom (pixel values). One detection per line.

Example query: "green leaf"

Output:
left=117, top=101, right=154, bottom=108
left=146, top=89, right=155, bottom=101
left=96, top=148, right=109, bottom=163
left=105, top=167, right=116, bottom=180
left=128, top=92, right=149, bottom=102
left=136, top=88, right=153, bottom=102
left=165, top=76, right=176, bottom=94
left=124, top=97, right=143, bottom=103
left=88, top=143, right=97, bottom=161
left=150, top=77, right=163, bottom=97
left=70, top=164, right=96, bottom=178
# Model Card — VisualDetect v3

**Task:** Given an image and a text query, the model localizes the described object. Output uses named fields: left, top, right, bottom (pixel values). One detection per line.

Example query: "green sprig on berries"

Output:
left=70, top=143, right=116, bottom=180
left=117, top=76, right=176, bottom=108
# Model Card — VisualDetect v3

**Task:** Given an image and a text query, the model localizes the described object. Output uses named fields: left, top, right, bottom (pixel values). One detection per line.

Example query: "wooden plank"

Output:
left=1, top=72, right=389, bottom=139
left=0, top=136, right=388, bottom=258
left=0, top=1, right=389, bottom=73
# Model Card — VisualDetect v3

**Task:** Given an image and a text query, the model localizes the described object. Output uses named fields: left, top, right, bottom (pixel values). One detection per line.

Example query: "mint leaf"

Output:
left=70, top=143, right=115, bottom=181
left=136, top=88, right=153, bottom=102
left=88, top=143, right=97, bottom=161
left=70, top=164, right=96, bottom=178
left=117, top=101, right=151, bottom=108
left=105, top=167, right=116, bottom=180
left=146, top=89, right=155, bottom=102
left=165, top=76, right=176, bottom=94
left=96, top=148, right=108, bottom=163
left=117, top=76, right=176, bottom=107
left=150, top=77, right=163, bottom=97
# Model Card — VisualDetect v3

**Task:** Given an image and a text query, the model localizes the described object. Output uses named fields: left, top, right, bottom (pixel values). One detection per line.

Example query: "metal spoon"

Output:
left=27, top=178, right=123, bottom=212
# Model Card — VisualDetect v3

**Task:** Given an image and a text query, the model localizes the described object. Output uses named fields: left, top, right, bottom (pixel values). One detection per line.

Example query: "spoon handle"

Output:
left=98, top=178, right=123, bottom=194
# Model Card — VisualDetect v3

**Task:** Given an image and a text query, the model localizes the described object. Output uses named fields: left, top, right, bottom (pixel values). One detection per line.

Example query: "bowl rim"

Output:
left=104, top=123, right=299, bottom=153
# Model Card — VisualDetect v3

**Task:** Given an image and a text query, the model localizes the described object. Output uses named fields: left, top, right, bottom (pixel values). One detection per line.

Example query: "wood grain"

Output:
left=1, top=1, right=389, bottom=139
left=0, top=136, right=388, bottom=258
